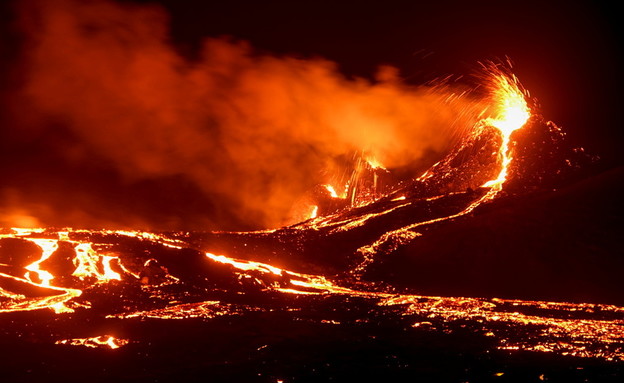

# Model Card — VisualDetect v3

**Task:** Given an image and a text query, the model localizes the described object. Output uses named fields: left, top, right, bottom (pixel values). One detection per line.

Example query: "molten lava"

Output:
left=482, top=70, right=531, bottom=190
left=1, top=68, right=621, bottom=365
left=298, top=67, right=531, bottom=227
left=56, top=335, right=129, bottom=349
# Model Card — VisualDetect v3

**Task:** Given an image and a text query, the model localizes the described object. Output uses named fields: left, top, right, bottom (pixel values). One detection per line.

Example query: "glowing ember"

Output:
left=309, top=205, right=319, bottom=219
left=56, top=335, right=129, bottom=349
left=348, top=68, right=532, bottom=276
left=108, top=301, right=256, bottom=320
left=24, top=239, right=58, bottom=286
left=205, top=251, right=284, bottom=276
left=1, top=226, right=623, bottom=362
left=365, top=155, right=386, bottom=170
left=380, top=295, right=624, bottom=362
left=323, top=184, right=340, bottom=198
left=482, top=69, right=531, bottom=189
left=486, top=71, right=531, bottom=136
left=0, top=65, right=617, bottom=372
left=72, top=243, right=122, bottom=282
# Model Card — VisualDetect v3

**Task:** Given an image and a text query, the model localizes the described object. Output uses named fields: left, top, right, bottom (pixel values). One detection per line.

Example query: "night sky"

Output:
left=0, top=0, right=622, bottom=231
left=144, top=0, right=623, bottom=153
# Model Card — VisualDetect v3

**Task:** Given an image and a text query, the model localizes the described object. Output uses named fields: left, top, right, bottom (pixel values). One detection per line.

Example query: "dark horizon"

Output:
left=1, top=4, right=624, bottom=380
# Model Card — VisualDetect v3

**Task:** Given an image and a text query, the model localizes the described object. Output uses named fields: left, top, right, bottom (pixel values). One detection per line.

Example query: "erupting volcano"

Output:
left=1, top=0, right=623, bottom=381
left=2, top=60, right=624, bottom=381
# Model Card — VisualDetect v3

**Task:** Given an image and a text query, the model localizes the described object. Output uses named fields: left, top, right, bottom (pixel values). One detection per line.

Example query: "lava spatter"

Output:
left=1, top=68, right=620, bottom=367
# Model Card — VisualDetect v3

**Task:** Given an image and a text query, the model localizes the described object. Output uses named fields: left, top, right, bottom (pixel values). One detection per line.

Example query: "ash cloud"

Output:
left=3, top=0, right=485, bottom=230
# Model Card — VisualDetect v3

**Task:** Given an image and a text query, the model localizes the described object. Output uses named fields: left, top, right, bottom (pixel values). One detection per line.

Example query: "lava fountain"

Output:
left=482, top=68, right=532, bottom=190
left=1, top=67, right=623, bottom=383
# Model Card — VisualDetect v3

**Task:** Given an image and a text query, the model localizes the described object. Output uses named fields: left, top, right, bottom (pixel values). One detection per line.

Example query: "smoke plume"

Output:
left=2, top=0, right=486, bottom=230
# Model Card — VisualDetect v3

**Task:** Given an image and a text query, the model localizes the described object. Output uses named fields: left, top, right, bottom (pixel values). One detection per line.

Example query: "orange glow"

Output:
left=486, top=72, right=531, bottom=136
left=56, top=335, right=129, bottom=349
left=3, top=47, right=619, bottom=364
left=8, top=0, right=488, bottom=230
left=0, top=271, right=82, bottom=314
left=23, top=239, right=58, bottom=286
left=205, top=252, right=284, bottom=276
left=0, top=229, right=138, bottom=313
left=380, top=295, right=624, bottom=361
left=365, top=155, right=386, bottom=170
left=1, top=227, right=624, bottom=361
left=482, top=70, right=531, bottom=189
left=351, top=69, right=532, bottom=276
left=204, top=251, right=361, bottom=295
left=73, top=243, right=121, bottom=282
left=101, top=255, right=122, bottom=281
left=323, top=184, right=340, bottom=198
left=309, top=205, right=319, bottom=219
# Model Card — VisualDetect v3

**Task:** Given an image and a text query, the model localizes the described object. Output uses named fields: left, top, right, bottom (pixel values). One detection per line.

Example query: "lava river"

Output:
left=1, top=69, right=623, bottom=382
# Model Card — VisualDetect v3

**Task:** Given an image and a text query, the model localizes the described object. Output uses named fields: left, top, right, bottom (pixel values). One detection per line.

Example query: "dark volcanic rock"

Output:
left=365, top=166, right=624, bottom=305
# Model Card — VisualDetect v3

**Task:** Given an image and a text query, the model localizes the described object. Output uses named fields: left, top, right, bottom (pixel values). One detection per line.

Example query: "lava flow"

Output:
left=1, top=68, right=623, bottom=369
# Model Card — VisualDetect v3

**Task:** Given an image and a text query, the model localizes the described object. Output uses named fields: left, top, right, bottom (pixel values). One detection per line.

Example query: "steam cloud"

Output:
left=2, top=0, right=486, bottom=230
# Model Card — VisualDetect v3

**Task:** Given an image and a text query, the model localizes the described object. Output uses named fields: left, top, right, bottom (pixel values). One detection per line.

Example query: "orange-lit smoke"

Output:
left=7, top=0, right=487, bottom=229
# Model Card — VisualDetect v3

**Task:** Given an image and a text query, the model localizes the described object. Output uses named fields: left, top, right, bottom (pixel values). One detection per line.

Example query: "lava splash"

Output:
left=1, top=69, right=622, bottom=381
